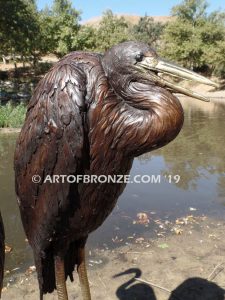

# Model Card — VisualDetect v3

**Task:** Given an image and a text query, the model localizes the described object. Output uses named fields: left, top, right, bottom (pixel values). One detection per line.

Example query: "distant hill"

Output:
left=83, top=15, right=174, bottom=26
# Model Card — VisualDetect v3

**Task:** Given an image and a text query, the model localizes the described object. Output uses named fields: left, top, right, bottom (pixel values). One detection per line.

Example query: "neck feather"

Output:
left=89, top=69, right=184, bottom=163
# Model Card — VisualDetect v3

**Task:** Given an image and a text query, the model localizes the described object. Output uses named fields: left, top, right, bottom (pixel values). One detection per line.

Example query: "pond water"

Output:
left=0, top=97, right=225, bottom=272
left=0, top=79, right=35, bottom=104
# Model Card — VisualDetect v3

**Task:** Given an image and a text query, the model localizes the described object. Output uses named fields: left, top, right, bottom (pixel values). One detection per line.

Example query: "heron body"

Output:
left=14, top=41, right=215, bottom=299
left=0, top=213, right=5, bottom=298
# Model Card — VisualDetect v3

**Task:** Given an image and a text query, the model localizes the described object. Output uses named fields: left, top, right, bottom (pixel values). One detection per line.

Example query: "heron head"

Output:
left=102, top=41, right=218, bottom=102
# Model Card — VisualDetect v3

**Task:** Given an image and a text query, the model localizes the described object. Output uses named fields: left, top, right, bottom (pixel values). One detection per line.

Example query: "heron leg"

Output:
left=39, top=290, right=43, bottom=300
left=39, top=291, right=44, bottom=300
left=54, top=255, right=68, bottom=300
left=77, top=246, right=91, bottom=300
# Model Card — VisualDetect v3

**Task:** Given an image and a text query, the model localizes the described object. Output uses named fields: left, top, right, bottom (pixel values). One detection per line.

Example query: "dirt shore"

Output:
left=0, top=55, right=58, bottom=72
left=0, top=128, right=21, bottom=134
left=2, top=215, right=225, bottom=299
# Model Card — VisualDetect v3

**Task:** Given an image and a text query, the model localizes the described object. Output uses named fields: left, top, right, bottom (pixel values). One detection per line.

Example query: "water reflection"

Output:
left=0, top=134, right=33, bottom=271
left=0, top=79, right=35, bottom=104
left=158, top=99, right=225, bottom=193
left=0, top=98, right=225, bottom=270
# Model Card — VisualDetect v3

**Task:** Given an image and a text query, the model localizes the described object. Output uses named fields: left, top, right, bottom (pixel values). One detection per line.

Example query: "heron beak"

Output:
left=138, top=56, right=219, bottom=102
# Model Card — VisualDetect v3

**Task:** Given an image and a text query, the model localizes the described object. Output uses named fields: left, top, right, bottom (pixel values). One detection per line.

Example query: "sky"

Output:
left=37, top=0, right=225, bottom=22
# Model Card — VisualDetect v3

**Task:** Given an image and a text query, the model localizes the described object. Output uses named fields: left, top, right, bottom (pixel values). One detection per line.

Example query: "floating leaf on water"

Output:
left=175, top=215, right=196, bottom=225
left=159, top=224, right=165, bottom=229
left=185, top=215, right=195, bottom=223
left=189, top=207, right=197, bottom=211
left=112, top=236, right=123, bottom=243
left=89, top=259, right=103, bottom=265
left=11, top=267, right=20, bottom=272
left=209, top=234, right=217, bottom=239
left=164, top=220, right=171, bottom=225
left=158, top=243, right=169, bottom=249
left=134, top=212, right=150, bottom=225
left=175, top=219, right=184, bottom=225
left=154, top=219, right=162, bottom=224
left=25, top=265, right=36, bottom=275
left=5, top=245, right=12, bottom=253
left=157, top=232, right=166, bottom=237
left=173, top=227, right=183, bottom=235
left=135, top=237, right=145, bottom=243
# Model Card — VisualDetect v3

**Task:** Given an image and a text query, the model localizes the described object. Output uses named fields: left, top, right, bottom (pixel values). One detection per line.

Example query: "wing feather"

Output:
left=14, top=59, right=86, bottom=252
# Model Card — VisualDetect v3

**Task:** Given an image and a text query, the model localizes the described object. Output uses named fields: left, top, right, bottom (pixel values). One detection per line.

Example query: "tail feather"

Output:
left=35, top=246, right=55, bottom=296
left=64, top=238, right=87, bottom=281
left=35, top=237, right=87, bottom=296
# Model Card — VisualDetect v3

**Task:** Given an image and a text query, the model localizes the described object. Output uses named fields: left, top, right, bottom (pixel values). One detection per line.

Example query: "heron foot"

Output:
left=77, top=246, right=91, bottom=300
left=54, top=255, right=68, bottom=300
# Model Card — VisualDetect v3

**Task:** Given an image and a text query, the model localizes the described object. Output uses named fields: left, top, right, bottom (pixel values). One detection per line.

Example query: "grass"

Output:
left=0, top=102, right=26, bottom=128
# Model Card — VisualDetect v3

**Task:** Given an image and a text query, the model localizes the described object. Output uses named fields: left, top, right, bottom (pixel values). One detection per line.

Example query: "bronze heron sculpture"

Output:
left=14, top=41, right=216, bottom=300
left=0, top=212, right=5, bottom=298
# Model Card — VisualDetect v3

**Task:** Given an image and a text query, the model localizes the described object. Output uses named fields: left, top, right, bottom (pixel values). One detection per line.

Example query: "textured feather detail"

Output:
left=14, top=54, right=89, bottom=294
left=14, top=44, right=184, bottom=297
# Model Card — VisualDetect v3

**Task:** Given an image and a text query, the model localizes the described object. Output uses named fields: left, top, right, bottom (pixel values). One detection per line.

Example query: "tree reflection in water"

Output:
left=139, top=100, right=225, bottom=197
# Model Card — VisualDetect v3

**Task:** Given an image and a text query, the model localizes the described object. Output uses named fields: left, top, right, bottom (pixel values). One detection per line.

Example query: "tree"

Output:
left=161, top=0, right=225, bottom=77
left=50, top=0, right=81, bottom=56
left=132, top=15, right=165, bottom=48
left=38, top=7, right=57, bottom=55
left=95, top=10, right=131, bottom=52
left=172, top=0, right=208, bottom=23
left=72, top=26, right=97, bottom=51
left=0, top=0, right=42, bottom=67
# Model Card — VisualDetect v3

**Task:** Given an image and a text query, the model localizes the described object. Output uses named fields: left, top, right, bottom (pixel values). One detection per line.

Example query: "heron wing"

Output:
left=14, top=59, right=87, bottom=251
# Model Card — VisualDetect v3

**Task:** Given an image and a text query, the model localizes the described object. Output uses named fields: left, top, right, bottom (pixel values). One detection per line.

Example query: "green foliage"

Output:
left=72, top=26, right=97, bottom=51
left=131, top=15, right=165, bottom=48
left=0, top=103, right=26, bottom=128
left=0, top=0, right=42, bottom=65
left=0, top=0, right=81, bottom=61
left=38, top=9, right=57, bottom=54
left=0, top=0, right=224, bottom=79
left=95, top=10, right=131, bottom=52
left=161, top=0, right=225, bottom=77
left=171, top=0, right=208, bottom=23
left=44, top=0, right=81, bottom=56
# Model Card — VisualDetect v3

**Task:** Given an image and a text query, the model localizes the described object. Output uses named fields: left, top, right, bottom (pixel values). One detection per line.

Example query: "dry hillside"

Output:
left=83, top=14, right=173, bottom=27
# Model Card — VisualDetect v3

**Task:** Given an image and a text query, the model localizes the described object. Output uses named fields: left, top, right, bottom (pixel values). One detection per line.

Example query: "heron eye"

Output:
left=135, top=53, right=144, bottom=62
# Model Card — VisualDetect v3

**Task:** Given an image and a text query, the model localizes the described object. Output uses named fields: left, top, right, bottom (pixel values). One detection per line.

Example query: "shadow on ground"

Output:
left=169, top=277, right=225, bottom=300
left=114, top=269, right=225, bottom=300
left=113, top=268, right=156, bottom=300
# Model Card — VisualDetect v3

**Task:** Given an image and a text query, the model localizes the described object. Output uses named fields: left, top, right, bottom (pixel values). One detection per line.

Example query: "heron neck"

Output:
left=109, top=76, right=184, bottom=156
left=89, top=66, right=184, bottom=159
